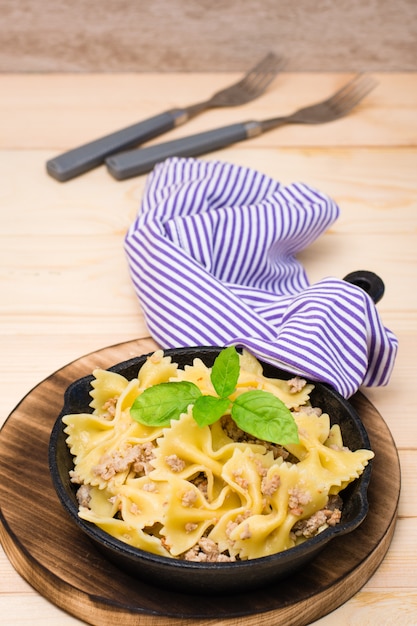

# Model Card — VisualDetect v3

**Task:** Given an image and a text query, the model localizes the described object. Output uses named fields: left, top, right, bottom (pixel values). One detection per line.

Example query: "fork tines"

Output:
left=330, top=74, right=378, bottom=115
left=239, top=52, right=286, bottom=96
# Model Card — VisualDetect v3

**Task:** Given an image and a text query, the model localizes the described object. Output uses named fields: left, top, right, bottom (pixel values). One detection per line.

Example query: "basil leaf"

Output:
left=211, top=346, right=240, bottom=398
left=130, top=381, right=201, bottom=427
left=193, top=395, right=231, bottom=427
left=231, top=390, right=299, bottom=445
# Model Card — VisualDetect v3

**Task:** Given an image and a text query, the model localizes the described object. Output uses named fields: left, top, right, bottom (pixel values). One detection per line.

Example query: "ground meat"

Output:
left=165, top=454, right=186, bottom=472
left=226, top=511, right=251, bottom=538
left=239, top=523, right=252, bottom=540
left=132, top=442, right=156, bottom=475
left=287, top=377, right=307, bottom=393
left=220, top=415, right=289, bottom=460
left=294, top=510, right=327, bottom=538
left=288, top=487, right=312, bottom=515
left=101, top=397, right=118, bottom=420
left=130, top=502, right=140, bottom=515
left=93, top=442, right=156, bottom=480
left=261, top=473, right=280, bottom=496
left=254, top=458, right=268, bottom=478
left=69, top=470, right=82, bottom=484
left=199, top=537, right=218, bottom=555
left=142, top=481, right=158, bottom=492
left=232, top=469, right=249, bottom=490
left=181, top=489, right=198, bottom=507
left=191, top=473, right=208, bottom=497
left=76, top=484, right=91, bottom=508
left=292, top=495, right=343, bottom=539
left=293, top=405, right=322, bottom=416
left=326, top=508, right=342, bottom=526
left=182, top=537, right=236, bottom=562
left=185, top=522, right=198, bottom=533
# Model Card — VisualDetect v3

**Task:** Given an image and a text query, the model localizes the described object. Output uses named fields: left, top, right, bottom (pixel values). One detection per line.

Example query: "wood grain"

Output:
left=0, top=70, right=415, bottom=625
left=1, top=0, right=416, bottom=72
left=2, top=73, right=417, bottom=150
left=0, top=339, right=400, bottom=626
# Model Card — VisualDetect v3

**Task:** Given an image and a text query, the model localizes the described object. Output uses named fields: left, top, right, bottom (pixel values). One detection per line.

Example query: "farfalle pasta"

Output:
left=63, top=349, right=374, bottom=562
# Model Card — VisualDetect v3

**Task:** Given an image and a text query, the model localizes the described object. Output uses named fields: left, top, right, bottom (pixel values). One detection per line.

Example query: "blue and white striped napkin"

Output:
left=124, top=157, right=398, bottom=398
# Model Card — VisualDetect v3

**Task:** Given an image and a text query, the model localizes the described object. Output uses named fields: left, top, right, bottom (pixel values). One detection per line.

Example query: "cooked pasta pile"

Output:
left=63, top=350, right=374, bottom=561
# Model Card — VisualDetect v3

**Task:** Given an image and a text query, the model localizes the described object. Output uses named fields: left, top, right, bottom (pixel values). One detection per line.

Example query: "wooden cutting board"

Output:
left=0, top=338, right=401, bottom=626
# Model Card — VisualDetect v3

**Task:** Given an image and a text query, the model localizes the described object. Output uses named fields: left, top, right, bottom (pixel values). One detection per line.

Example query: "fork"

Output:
left=46, top=52, right=284, bottom=182
left=106, top=74, right=377, bottom=180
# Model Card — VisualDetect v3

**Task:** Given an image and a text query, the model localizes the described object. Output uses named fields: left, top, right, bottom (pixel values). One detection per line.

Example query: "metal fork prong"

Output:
left=333, top=80, right=377, bottom=116
left=262, top=73, right=377, bottom=131
left=238, top=53, right=284, bottom=95
left=240, top=70, right=277, bottom=97
left=241, top=52, right=282, bottom=81
left=246, top=66, right=282, bottom=94
left=328, top=75, right=365, bottom=103
left=329, top=75, right=378, bottom=115
left=185, top=52, right=284, bottom=116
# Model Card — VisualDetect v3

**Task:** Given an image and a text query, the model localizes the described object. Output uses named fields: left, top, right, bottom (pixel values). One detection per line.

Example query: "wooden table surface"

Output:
left=1, top=72, right=416, bottom=624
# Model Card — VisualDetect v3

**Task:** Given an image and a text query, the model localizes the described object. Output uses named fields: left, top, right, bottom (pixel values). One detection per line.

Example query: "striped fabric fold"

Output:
left=124, top=157, right=398, bottom=398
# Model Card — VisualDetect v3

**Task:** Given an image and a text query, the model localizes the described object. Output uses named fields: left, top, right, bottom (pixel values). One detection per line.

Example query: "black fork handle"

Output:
left=45, top=109, right=187, bottom=182
left=105, top=121, right=259, bottom=180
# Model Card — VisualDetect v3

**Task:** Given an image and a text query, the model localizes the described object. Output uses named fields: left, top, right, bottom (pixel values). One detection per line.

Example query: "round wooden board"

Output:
left=0, top=338, right=401, bottom=626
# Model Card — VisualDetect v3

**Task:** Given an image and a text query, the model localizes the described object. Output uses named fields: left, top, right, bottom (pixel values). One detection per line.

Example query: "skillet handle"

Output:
left=343, top=270, right=385, bottom=304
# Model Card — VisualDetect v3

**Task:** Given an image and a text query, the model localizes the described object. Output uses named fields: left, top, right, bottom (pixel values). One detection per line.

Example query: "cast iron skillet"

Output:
left=48, top=270, right=381, bottom=594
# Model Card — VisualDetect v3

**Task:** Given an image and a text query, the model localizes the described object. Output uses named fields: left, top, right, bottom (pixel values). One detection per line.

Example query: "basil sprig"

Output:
left=130, top=347, right=299, bottom=445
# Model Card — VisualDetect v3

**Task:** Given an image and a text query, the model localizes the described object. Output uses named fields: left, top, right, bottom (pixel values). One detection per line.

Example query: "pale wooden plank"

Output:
left=0, top=335, right=148, bottom=423
left=395, top=451, right=417, bottom=518
left=1, top=229, right=415, bottom=316
left=0, top=592, right=84, bottom=624
left=0, top=553, right=33, bottom=594
left=365, top=518, right=417, bottom=587
left=1, top=74, right=416, bottom=149
left=0, top=70, right=416, bottom=625
left=1, top=146, right=417, bottom=238
left=364, top=329, right=417, bottom=448
left=314, top=591, right=417, bottom=625
left=0, top=152, right=143, bottom=236
left=0, top=328, right=414, bottom=451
